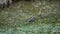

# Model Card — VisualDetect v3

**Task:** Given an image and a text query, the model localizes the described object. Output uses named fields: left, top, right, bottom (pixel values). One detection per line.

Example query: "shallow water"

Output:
left=0, top=0, right=60, bottom=34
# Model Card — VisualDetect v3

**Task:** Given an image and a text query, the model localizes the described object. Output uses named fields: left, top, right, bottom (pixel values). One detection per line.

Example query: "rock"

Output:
left=0, top=4, right=5, bottom=8
left=0, top=0, right=12, bottom=8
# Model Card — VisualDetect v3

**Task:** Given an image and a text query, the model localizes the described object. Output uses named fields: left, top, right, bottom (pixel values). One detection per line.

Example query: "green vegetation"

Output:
left=0, top=0, right=60, bottom=34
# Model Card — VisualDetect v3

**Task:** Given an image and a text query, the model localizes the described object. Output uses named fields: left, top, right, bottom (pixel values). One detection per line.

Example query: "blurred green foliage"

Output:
left=0, top=0, right=60, bottom=34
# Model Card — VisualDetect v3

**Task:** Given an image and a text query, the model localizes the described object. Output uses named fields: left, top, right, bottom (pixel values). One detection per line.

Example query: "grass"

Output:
left=0, top=0, right=60, bottom=34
